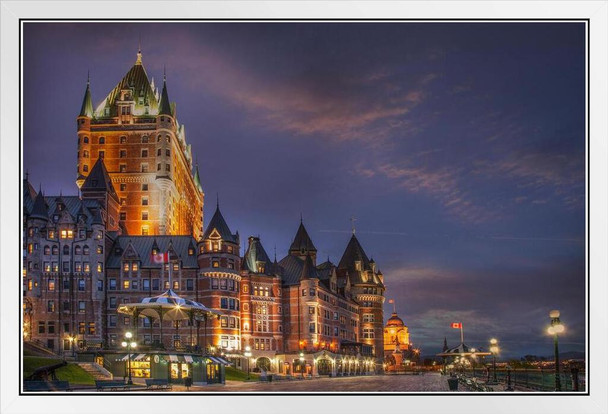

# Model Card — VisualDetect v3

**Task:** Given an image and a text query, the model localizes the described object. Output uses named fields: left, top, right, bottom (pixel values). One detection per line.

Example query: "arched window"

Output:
left=83, top=150, right=89, bottom=158
left=75, top=245, right=81, bottom=255
left=83, top=245, right=90, bottom=255
left=44, top=245, right=50, bottom=255
left=83, top=136, right=89, bottom=144
left=157, top=135, right=162, bottom=142
left=52, top=246, right=58, bottom=255
left=157, top=148, right=161, bottom=156
left=83, top=165, right=89, bottom=172
left=165, top=163, right=170, bottom=172
left=165, top=149, right=170, bottom=156
left=99, top=137, right=105, bottom=144
left=141, top=135, right=149, bottom=143
left=63, top=245, right=70, bottom=255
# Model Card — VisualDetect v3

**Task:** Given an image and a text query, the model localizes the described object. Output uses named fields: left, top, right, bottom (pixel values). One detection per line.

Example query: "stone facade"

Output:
left=23, top=49, right=388, bottom=374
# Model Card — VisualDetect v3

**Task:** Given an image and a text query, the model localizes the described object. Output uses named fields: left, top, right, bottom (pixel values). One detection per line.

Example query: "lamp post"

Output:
left=68, top=336, right=75, bottom=357
left=299, top=352, right=305, bottom=378
left=548, top=309, right=565, bottom=391
left=489, top=338, right=499, bottom=385
left=121, top=331, right=137, bottom=385
left=244, top=346, right=252, bottom=380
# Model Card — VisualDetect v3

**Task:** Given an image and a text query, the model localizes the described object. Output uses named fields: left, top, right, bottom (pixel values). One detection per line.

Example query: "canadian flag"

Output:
left=451, top=322, right=462, bottom=329
left=151, top=252, right=169, bottom=264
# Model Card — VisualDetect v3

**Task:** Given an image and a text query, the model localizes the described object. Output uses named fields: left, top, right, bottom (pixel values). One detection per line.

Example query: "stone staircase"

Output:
left=76, top=362, right=113, bottom=380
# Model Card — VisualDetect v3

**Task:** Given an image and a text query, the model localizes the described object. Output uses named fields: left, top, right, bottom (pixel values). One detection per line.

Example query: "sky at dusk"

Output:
left=23, top=22, right=586, bottom=359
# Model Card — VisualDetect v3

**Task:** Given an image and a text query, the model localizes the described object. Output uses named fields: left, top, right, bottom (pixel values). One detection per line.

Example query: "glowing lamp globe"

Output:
left=549, top=310, right=560, bottom=318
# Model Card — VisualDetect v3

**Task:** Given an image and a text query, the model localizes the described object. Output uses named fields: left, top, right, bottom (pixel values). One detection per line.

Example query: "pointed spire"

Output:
left=135, top=41, right=142, bottom=65
left=159, top=67, right=172, bottom=116
left=299, top=253, right=317, bottom=281
left=193, top=164, right=203, bottom=193
left=216, top=192, right=219, bottom=209
left=30, top=190, right=48, bottom=220
left=79, top=72, right=93, bottom=117
left=443, top=337, right=449, bottom=352
left=201, top=204, right=237, bottom=243
left=289, top=221, right=317, bottom=254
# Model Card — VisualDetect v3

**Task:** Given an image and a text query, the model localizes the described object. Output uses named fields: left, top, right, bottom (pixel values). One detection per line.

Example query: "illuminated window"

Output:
left=48, top=279, right=56, bottom=291
left=141, top=163, right=149, bottom=172
left=83, top=150, right=89, bottom=158
left=51, top=245, right=58, bottom=255
left=212, top=260, right=220, bottom=268
left=52, top=262, right=58, bottom=272
left=173, top=281, right=179, bottom=290
left=142, top=197, right=148, bottom=206
left=99, top=136, right=105, bottom=144
left=309, top=306, right=315, bottom=315
left=119, top=164, right=127, bottom=172
left=78, top=322, right=85, bottom=334
left=302, top=289, right=307, bottom=297
left=97, top=262, right=103, bottom=273
left=123, top=280, right=130, bottom=290
left=132, top=262, right=139, bottom=272
left=44, top=262, right=51, bottom=272
left=28, top=280, right=32, bottom=290
left=27, top=244, right=33, bottom=254
left=220, top=316, right=228, bottom=327
left=173, top=263, right=179, bottom=271
left=120, top=198, right=126, bottom=205
left=243, top=322, right=249, bottom=331
left=142, top=211, right=149, bottom=220
left=123, top=262, right=130, bottom=272
left=78, top=279, right=85, bottom=291
left=141, top=226, right=149, bottom=235
left=97, top=245, right=103, bottom=254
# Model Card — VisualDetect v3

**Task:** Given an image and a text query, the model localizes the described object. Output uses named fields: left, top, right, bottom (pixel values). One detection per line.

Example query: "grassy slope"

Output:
left=225, top=366, right=260, bottom=382
left=23, top=356, right=96, bottom=385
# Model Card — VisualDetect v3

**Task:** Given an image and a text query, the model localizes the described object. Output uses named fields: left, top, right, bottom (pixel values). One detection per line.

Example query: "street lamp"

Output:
left=548, top=310, right=565, bottom=391
left=68, top=336, right=75, bottom=357
left=299, top=352, right=305, bottom=378
left=244, top=346, right=252, bottom=380
left=489, top=338, right=499, bottom=384
left=121, top=331, right=137, bottom=385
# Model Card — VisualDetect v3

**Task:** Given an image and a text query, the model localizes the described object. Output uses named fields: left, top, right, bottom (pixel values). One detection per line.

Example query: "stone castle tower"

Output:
left=75, top=49, right=204, bottom=238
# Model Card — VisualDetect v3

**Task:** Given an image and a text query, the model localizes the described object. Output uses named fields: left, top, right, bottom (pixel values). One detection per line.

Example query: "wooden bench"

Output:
left=145, top=379, right=172, bottom=390
left=95, top=380, right=129, bottom=391
left=24, top=381, right=71, bottom=392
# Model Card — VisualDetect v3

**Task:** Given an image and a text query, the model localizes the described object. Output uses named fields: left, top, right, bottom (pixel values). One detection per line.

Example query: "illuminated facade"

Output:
left=23, top=48, right=389, bottom=376
left=383, top=311, right=411, bottom=354
left=75, top=50, right=204, bottom=239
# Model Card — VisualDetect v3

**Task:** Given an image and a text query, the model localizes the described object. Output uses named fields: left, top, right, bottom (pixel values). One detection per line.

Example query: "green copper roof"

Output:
left=159, top=76, right=172, bottom=116
left=79, top=77, right=93, bottom=117
left=94, top=52, right=159, bottom=118
left=193, top=165, right=203, bottom=193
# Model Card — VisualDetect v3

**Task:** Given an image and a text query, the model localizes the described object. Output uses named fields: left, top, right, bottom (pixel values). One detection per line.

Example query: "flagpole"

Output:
left=168, top=251, right=172, bottom=289
left=392, top=300, right=396, bottom=313
left=460, top=323, right=464, bottom=344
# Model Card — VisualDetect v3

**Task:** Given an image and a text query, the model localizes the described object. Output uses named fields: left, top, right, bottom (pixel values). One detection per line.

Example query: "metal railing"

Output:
left=457, top=367, right=585, bottom=392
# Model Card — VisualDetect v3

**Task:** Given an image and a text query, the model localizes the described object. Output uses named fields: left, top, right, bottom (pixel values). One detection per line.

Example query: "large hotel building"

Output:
left=23, top=50, right=387, bottom=379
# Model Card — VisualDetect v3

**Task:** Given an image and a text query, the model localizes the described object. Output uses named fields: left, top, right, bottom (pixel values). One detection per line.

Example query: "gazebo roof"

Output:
left=436, top=342, right=491, bottom=357
left=117, top=289, right=221, bottom=321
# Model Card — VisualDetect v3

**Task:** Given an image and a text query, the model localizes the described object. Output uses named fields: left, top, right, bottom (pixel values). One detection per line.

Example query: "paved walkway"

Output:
left=170, top=373, right=452, bottom=392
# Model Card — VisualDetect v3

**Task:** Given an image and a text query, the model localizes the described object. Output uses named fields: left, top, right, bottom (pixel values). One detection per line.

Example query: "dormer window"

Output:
left=188, top=247, right=194, bottom=256
left=53, top=215, right=59, bottom=222
left=257, top=262, right=265, bottom=273
left=152, top=248, right=158, bottom=255
left=355, top=261, right=362, bottom=271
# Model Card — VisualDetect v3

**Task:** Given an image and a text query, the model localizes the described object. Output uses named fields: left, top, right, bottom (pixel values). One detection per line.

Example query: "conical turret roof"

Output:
left=289, top=221, right=317, bottom=253
left=159, top=73, right=172, bottom=116
left=30, top=191, right=49, bottom=220
left=193, top=164, right=203, bottom=193
left=338, top=234, right=371, bottom=272
left=201, top=205, right=237, bottom=243
left=79, top=75, right=93, bottom=117
left=299, top=253, right=318, bottom=281
left=81, top=158, right=118, bottom=199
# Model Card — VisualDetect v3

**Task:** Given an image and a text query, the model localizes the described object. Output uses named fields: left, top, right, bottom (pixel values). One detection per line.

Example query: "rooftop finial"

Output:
left=274, top=245, right=277, bottom=262
left=300, top=212, right=303, bottom=224
left=163, top=65, right=166, bottom=82
left=25, top=169, right=29, bottom=181
left=350, top=216, right=357, bottom=235
left=87, top=70, right=90, bottom=86
left=216, top=192, right=219, bottom=209
left=135, top=43, right=142, bottom=65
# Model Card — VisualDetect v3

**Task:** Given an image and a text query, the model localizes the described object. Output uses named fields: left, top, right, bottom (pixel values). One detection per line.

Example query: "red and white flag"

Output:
left=451, top=322, right=462, bottom=329
left=151, top=252, right=169, bottom=264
